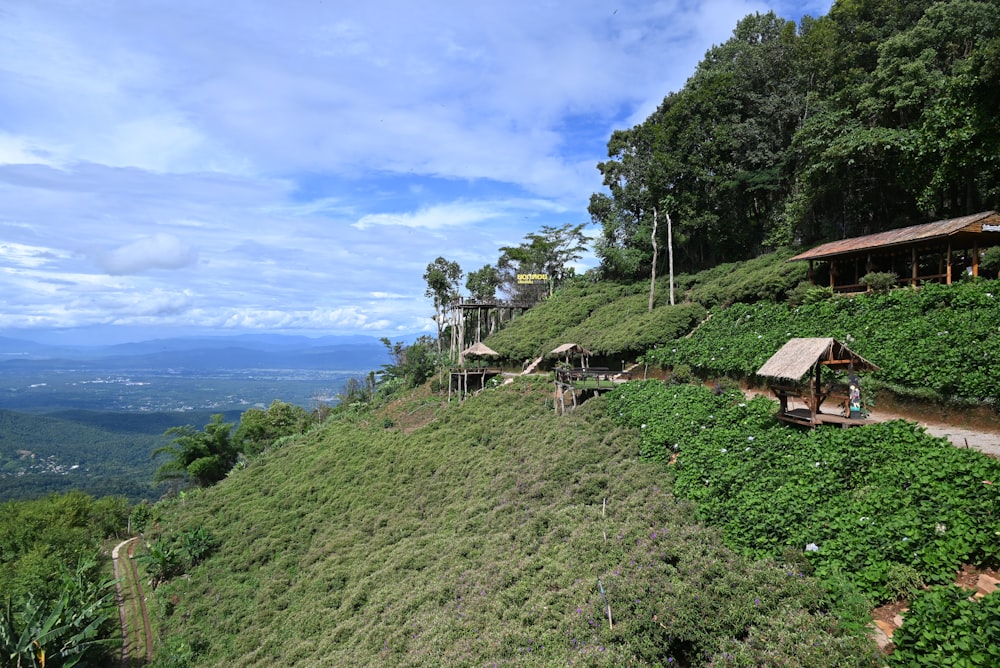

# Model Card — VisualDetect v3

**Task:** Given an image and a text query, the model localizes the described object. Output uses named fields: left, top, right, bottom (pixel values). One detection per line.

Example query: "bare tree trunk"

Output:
left=667, top=211, right=675, bottom=306
left=649, top=207, right=658, bottom=312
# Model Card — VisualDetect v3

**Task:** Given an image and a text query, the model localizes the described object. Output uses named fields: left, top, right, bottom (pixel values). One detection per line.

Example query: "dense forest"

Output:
left=589, top=0, right=1000, bottom=276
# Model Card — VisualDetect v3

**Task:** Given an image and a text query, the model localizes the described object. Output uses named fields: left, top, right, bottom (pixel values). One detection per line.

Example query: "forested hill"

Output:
left=589, top=0, right=1000, bottom=277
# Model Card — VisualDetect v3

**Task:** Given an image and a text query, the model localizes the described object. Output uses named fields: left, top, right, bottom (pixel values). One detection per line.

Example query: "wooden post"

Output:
left=946, top=241, right=952, bottom=284
left=911, top=247, right=918, bottom=286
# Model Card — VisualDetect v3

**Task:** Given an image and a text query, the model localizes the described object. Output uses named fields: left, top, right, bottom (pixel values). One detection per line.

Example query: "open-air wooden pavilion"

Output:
left=790, top=210, right=1000, bottom=292
left=448, top=342, right=504, bottom=401
left=550, top=343, right=627, bottom=414
left=756, top=338, right=880, bottom=428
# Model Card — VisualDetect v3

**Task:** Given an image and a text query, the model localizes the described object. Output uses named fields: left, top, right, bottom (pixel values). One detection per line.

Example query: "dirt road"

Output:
left=113, top=536, right=153, bottom=666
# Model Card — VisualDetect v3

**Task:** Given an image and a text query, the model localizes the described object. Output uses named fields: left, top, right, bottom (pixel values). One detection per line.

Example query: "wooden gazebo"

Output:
left=449, top=342, right=503, bottom=401
left=756, top=338, right=879, bottom=428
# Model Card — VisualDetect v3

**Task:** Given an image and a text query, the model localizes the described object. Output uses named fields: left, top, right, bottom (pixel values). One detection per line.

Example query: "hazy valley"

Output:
left=0, top=334, right=389, bottom=502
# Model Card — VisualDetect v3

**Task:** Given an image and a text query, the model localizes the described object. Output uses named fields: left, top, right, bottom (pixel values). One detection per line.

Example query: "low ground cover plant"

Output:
left=608, top=382, right=1000, bottom=602
left=145, top=379, right=877, bottom=666
left=608, top=381, right=1000, bottom=663
left=641, top=279, right=1000, bottom=404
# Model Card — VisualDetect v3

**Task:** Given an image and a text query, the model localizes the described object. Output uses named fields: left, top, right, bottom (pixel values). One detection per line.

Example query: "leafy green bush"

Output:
left=0, top=555, right=118, bottom=667
left=234, top=400, right=315, bottom=457
left=607, top=382, right=1000, bottom=603
left=787, top=280, right=833, bottom=305
left=981, top=246, right=1000, bottom=278
left=890, top=587, right=1000, bottom=667
left=859, top=272, right=898, bottom=292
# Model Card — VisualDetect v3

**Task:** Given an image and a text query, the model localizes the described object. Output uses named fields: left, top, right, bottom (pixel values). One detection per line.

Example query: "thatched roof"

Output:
left=756, top=338, right=879, bottom=381
left=462, top=342, right=499, bottom=357
left=549, top=343, right=592, bottom=357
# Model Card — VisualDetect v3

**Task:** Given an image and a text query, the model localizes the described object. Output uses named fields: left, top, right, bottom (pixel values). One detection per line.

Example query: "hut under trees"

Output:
left=790, top=211, right=1000, bottom=292
left=756, top=338, right=879, bottom=428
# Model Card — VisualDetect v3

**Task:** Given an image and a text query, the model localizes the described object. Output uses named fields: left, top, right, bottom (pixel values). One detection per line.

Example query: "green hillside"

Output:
left=482, top=249, right=814, bottom=365
left=134, top=256, right=1000, bottom=667
left=143, top=379, right=877, bottom=666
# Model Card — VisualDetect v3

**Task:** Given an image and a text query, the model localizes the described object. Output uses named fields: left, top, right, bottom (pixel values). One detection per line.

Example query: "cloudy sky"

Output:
left=0, top=0, right=832, bottom=344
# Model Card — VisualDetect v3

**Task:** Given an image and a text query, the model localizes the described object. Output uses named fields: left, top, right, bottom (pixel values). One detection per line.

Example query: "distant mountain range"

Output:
left=0, top=334, right=391, bottom=372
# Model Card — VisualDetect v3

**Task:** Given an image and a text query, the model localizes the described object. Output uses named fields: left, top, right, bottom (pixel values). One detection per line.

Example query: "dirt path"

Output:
left=113, top=536, right=153, bottom=666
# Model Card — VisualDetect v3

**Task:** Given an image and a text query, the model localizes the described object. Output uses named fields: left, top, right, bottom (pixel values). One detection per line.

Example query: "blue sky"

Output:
left=0, top=0, right=832, bottom=344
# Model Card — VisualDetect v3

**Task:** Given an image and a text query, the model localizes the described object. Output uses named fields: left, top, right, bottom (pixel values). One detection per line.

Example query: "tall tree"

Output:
left=153, top=414, right=238, bottom=488
left=465, top=264, right=501, bottom=301
left=498, top=223, right=589, bottom=300
left=423, top=257, right=463, bottom=356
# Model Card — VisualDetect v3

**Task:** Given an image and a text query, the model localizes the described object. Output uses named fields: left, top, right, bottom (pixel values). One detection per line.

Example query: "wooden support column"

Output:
left=911, top=248, right=918, bottom=286
left=946, top=242, right=953, bottom=284
left=973, top=242, right=980, bottom=277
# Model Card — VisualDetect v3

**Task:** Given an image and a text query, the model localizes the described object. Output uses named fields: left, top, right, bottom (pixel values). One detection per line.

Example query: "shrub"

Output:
left=981, top=246, right=1000, bottom=278
left=859, top=272, right=898, bottom=292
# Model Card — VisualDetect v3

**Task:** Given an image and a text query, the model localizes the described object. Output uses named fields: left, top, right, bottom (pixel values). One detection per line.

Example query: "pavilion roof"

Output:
left=789, top=211, right=1000, bottom=262
left=549, top=343, right=593, bottom=357
left=462, top=342, right=499, bottom=357
left=756, top=338, right=879, bottom=381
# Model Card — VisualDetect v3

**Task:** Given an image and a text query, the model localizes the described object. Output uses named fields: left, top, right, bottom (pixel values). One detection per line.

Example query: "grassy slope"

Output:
left=484, top=249, right=804, bottom=364
left=148, top=377, right=875, bottom=666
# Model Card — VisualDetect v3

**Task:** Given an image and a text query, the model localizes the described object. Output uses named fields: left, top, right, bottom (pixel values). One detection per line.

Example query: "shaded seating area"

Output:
left=550, top=343, right=626, bottom=414
left=756, top=338, right=879, bottom=428
left=448, top=342, right=504, bottom=401
left=789, top=210, right=1000, bottom=292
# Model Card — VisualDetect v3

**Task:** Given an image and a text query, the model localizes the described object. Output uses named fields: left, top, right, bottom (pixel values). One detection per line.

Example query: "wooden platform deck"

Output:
left=776, top=407, right=875, bottom=428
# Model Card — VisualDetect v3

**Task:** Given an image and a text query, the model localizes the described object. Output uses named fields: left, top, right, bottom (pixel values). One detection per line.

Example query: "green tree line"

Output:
left=590, top=0, right=1000, bottom=279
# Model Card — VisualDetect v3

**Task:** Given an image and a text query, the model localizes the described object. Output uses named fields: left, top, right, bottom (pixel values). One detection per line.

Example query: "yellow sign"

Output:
left=516, top=273, right=549, bottom=285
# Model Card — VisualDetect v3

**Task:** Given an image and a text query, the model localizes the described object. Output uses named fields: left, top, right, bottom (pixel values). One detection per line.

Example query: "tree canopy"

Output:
left=589, top=0, right=1000, bottom=281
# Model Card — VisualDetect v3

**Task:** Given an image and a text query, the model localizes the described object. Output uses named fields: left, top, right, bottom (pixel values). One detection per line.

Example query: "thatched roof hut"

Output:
left=756, top=338, right=879, bottom=427
left=549, top=343, right=593, bottom=367
left=756, top=338, right=878, bottom=381
left=462, top=342, right=499, bottom=358
left=549, top=343, right=593, bottom=357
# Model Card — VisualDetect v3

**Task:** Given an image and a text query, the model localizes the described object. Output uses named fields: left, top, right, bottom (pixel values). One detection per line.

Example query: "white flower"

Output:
left=935, top=523, right=946, bottom=534
left=814, top=462, right=821, bottom=467
left=747, top=436, right=755, bottom=441
left=805, top=543, right=819, bottom=552
left=720, top=448, right=727, bottom=453
left=641, top=423, right=646, bottom=429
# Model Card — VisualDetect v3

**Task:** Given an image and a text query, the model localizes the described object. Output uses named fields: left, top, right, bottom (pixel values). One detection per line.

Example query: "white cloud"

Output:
left=0, top=242, right=68, bottom=268
left=93, top=233, right=198, bottom=275
left=0, top=0, right=833, bottom=341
